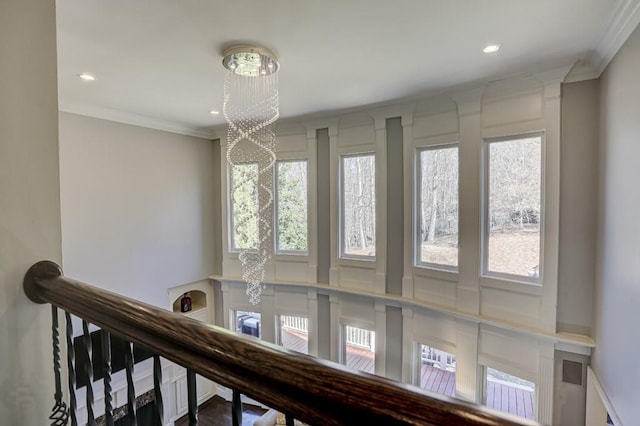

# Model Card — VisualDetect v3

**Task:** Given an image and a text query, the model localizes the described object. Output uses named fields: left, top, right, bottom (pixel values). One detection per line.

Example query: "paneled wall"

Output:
left=215, top=68, right=598, bottom=424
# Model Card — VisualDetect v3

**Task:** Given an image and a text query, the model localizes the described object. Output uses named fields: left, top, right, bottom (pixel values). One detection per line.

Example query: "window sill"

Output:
left=479, top=276, right=543, bottom=296
left=413, top=266, right=458, bottom=283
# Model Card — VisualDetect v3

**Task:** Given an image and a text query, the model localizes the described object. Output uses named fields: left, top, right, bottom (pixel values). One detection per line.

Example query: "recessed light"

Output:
left=78, top=73, right=96, bottom=81
left=209, top=110, right=220, bottom=115
left=483, top=44, right=501, bottom=54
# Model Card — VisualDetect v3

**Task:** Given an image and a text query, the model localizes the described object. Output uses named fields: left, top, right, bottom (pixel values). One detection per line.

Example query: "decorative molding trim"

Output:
left=212, top=276, right=596, bottom=350
left=591, top=0, right=640, bottom=76
left=59, top=103, right=215, bottom=140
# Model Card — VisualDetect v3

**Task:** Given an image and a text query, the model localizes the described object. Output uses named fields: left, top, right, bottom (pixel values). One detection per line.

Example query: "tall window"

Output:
left=417, top=146, right=459, bottom=269
left=230, top=163, right=259, bottom=250
left=485, top=135, right=542, bottom=280
left=341, top=154, right=376, bottom=258
left=483, top=367, right=536, bottom=420
left=276, top=160, right=308, bottom=253
left=342, top=325, right=375, bottom=374
left=278, top=315, right=309, bottom=355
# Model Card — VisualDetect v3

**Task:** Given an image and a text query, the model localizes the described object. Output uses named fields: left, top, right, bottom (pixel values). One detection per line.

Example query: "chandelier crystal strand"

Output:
left=223, top=54, right=279, bottom=305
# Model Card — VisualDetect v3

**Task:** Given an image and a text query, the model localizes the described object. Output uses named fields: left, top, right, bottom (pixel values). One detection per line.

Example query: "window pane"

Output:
left=236, top=311, right=261, bottom=338
left=231, top=163, right=258, bottom=250
left=487, top=136, right=541, bottom=278
left=277, top=161, right=308, bottom=252
left=419, top=147, right=459, bottom=268
left=485, top=367, right=536, bottom=420
left=419, top=344, right=456, bottom=397
left=279, top=315, right=308, bottom=354
left=344, top=325, right=375, bottom=374
left=342, top=155, right=376, bottom=257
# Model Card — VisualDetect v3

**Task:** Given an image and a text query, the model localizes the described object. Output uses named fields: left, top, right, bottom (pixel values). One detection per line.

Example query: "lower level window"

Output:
left=235, top=311, right=261, bottom=339
left=484, top=367, right=535, bottom=420
left=278, top=315, right=308, bottom=355
left=342, top=325, right=375, bottom=374
left=418, top=344, right=456, bottom=397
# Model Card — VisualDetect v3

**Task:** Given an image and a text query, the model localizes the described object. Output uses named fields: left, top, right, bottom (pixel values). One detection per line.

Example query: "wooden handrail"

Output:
left=25, top=261, right=538, bottom=426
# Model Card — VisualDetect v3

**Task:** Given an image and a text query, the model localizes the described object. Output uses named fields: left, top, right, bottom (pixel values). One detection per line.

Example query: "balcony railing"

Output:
left=24, top=260, right=539, bottom=426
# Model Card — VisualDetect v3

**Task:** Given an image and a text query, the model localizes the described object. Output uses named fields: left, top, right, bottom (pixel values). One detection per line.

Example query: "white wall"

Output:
left=594, top=23, right=640, bottom=424
left=0, top=0, right=62, bottom=422
left=59, top=112, right=216, bottom=308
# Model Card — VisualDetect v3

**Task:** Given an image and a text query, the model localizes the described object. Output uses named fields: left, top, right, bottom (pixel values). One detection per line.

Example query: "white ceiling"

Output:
left=56, top=0, right=640, bottom=138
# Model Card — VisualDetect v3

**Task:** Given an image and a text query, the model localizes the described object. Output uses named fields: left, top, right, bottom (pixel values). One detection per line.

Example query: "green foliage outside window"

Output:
left=277, top=161, right=308, bottom=251
left=231, top=163, right=258, bottom=249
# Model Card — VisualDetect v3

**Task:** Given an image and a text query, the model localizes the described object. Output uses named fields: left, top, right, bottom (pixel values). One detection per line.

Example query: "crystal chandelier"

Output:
left=223, top=45, right=279, bottom=304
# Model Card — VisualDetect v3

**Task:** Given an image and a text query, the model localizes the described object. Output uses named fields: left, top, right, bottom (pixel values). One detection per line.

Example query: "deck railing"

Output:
left=24, top=260, right=539, bottom=426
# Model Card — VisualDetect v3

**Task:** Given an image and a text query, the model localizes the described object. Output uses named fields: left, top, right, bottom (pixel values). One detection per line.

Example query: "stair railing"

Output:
left=24, top=260, right=538, bottom=426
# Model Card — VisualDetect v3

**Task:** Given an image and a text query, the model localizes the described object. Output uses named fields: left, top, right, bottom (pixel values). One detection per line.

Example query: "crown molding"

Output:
left=59, top=102, right=215, bottom=140
left=591, top=0, right=640, bottom=76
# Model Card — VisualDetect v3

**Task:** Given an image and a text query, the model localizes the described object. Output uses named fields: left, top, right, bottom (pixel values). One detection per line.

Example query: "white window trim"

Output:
left=275, top=159, right=309, bottom=255
left=481, top=132, right=545, bottom=286
left=339, top=152, right=377, bottom=262
left=414, top=143, right=460, bottom=273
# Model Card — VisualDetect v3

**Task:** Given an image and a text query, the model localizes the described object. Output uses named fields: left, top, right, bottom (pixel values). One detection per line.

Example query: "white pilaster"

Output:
left=538, top=343, right=555, bottom=424
left=306, top=128, right=319, bottom=283
left=374, top=300, right=387, bottom=376
left=374, top=118, right=388, bottom=294
left=401, top=113, right=415, bottom=299
left=307, top=288, right=319, bottom=357
left=450, top=87, right=484, bottom=315
left=328, top=125, right=340, bottom=287
left=401, top=307, right=414, bottom=384
left=329, top=293, right=340, bottom=362
left=540, top=80, right=562, bottom=333
left=455, top=318, right=480, bottom=402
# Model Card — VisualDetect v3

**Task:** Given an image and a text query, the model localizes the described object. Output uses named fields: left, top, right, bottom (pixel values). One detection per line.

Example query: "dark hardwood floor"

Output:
left=175, top=395, right=267, bottom=426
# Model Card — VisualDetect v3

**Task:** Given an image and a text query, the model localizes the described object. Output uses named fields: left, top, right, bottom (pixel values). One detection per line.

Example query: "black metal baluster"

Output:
left=186, top=369, right=198, bottom=425
left=65, top=312, right=78, bottom=426
left=124, top=340, right=137, bottom=425
left=101, top=330, right=113, bottom=426
left=49, top=306, right=69, bottom=426
left=231, top=389, right=242, bottom=426
left=153, top=355, right=163, bottom=426
left=285, top=414, right=294, bottom=426
left=82, top=320, right=95, bottom=425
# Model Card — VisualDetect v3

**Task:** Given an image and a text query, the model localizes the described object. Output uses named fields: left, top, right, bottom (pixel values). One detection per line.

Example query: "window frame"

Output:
left=414, top=143, right=460, bottom=272
left=274, top=159, right=309, bottom=255
left=228, top=161, right=260, bottom=253
left=339, top=152, right=377, bottom=261
left=481, top=132, right=545, bottom=285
